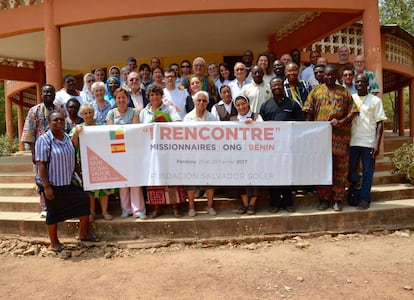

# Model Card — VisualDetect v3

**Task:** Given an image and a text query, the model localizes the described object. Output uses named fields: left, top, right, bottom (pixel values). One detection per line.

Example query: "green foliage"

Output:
left=0, top=81, right=4, bottom=135
left=0, top=134, right=17, bottom=157
left=390, top=143, right=414, bottom=182
left=380, top=0, right=414, bottom=35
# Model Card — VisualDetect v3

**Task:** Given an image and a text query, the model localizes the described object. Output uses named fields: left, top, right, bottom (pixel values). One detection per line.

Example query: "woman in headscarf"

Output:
left=81, top=73, right=95, bottom=104
left=231, top=95, right=263, bottom=215
left=211, top=85, right=237, bottom=121
left=94, top=68, right=106, bottom=83
left=104, top=76, right=121, bottom=107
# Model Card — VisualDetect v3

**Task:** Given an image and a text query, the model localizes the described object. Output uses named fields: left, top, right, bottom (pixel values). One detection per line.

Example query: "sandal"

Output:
left=80, top=235, right=99, bottom=242
left=102, top=212, right=113, bottom=221
left=149, top=209, right=161, bottom=219
left=173, top=209, right=184, bottom=218
left=246, top=205, right=256, bottom=215
left=89, top=212, right=96, bottom=223
left=48, top=245, right=65, bottom=253
left=237, top=206, right=248, bottom=214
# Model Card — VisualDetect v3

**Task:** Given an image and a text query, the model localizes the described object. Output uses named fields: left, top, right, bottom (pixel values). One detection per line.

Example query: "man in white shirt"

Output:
left=241, top=65, right=271, bottom=113
left=348, top=73, right=387, bottom=210
left=228, top=62, right=251, bottom=100
left=127, top=72, right=148, bottom=111
left=163, top=68, right=191, bottom=120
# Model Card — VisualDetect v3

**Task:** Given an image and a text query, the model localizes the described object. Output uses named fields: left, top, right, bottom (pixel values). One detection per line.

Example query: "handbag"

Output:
left=71, top=171, right=83, bottom=187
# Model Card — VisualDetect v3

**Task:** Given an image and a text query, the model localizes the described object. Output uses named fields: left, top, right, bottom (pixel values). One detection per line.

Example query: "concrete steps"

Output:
left=0, top=139, right=413, bottom=240
left=0, top=200, right=413, bottom=239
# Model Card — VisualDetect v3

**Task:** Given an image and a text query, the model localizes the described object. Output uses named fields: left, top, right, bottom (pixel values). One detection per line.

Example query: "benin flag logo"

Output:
left=111, top=143, right=126, bottom=153
left=110, top=129, right=125, bottom=140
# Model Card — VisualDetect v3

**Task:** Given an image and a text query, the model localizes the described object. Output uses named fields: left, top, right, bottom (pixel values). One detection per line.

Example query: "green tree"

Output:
left=379, top=0, right=414, bottom=35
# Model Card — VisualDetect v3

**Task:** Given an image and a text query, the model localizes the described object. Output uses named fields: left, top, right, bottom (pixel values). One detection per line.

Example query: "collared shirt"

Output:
left=241, top=81, right=271, bottom=113
left=260, top=96, right=304, bottom=121
left=351, top=93, right=387, bottom=148
left=129, top=88, right=145, bottom=111
left=35, top=130, right=75, bottom=186
left=93, top=100, right=113, bottom=125
left=343, top=82, right=357, bottom=95
left=228, top=78, right=252, bottom=101
left=283, top=78, right=313, bottom=107
left=139, top=103, right=181, bottom=124
left=21, top=103, right=59, bottom=144
left=301, top=64, right=314, bottom=81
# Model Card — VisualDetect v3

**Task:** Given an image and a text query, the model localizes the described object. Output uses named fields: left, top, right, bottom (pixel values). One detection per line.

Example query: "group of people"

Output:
left=21, top=46, right=386, bottom=251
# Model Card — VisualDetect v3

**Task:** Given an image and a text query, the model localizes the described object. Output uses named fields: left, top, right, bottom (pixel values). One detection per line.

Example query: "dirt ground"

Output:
left=0, top=230, right=413, bottom=300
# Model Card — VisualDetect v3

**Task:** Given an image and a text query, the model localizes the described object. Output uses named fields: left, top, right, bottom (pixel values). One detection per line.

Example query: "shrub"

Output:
left=390, top=143, right=414, bottom=182
left=0, top=134, right=17, bottom=157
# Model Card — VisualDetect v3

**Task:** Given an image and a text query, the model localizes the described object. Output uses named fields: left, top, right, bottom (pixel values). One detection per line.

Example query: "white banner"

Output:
left=79, top=122, right=332, bottom=190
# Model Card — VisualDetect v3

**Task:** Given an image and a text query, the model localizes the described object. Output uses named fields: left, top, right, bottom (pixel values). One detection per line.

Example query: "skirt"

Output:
left=45, top=185, right=90, bottom=225
left=147, top=186, right=187, bottom=205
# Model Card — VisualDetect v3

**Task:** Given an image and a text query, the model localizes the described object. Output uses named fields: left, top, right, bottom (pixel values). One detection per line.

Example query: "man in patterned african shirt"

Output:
left=21, top=84, right=60, bottom=217
left=303, top=64, right=359, bottom=212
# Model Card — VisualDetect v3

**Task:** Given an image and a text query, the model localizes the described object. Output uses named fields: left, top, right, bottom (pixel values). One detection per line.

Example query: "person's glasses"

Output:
left=193, top=64, right=204, bottom=67
left=196, top=99, right=208, bottom=103
left=343, top=74, right=354, bottom=77
left=181, top=65, right=190, bottom=68
left=87, top=79, right=95, bottom=83
left=129, top=78, right=140, bottom=82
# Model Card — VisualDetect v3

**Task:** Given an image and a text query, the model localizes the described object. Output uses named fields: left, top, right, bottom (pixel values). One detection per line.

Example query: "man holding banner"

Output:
left=303, top=64, right=358, bottom=212
left=260, top=77, right=304, bottom=213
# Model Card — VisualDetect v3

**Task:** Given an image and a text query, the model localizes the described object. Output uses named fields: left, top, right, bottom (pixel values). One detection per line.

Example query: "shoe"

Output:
left=102, top=212, right=113, bottom=221
left=80, top=235, right=99, bottom=242
left=188, top=208, right=196, bottom=217
left=356, top=201, right=370, bottom=210
left=149, top=209, right=161, bottom=219
left=286, top=206, right=296, bottom=213
left=207, top=207, right=217, bottom=216
left=39, top=210, right=47, bottom=218
left=246, top=205, right=255, bottom=215
left=135, top=213, right=147, bottom=220
left=48, top=245, right=65, bottom=253
left=317, top=201, right=330, bottom=211
left=237, top=206, right=248, bottom=214
left=173, top=209, right=184, bottom=218
left=121, top=211, right=130, bottom=218
left=268, top=207, right=280, bottom=213
left=333, top=201, right=343, bottom=212
left=89, top=212, right=96, bottom=222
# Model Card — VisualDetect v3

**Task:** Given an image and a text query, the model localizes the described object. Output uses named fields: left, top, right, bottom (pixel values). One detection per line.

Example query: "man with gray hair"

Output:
left=180, top=57, right=218, bottom=105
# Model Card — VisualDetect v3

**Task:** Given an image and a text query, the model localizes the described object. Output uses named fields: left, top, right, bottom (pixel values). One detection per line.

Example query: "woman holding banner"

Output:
left=231, top=95, right=263, bottom=215
left=70, top=103, right=114, bottom=222
left=140, top=84, right=184, bottom=218
left=106, top=88, right=147, bottom=219
left=184, top=90, right=218, bottom=217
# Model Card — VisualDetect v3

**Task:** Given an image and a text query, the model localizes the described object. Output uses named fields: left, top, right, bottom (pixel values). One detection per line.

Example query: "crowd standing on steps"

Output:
left=21, top=47, right=385, bottom=249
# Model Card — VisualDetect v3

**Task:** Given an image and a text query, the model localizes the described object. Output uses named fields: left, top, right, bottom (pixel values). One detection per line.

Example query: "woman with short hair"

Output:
left=35, top=110, right=95, bottom=252
left=184, top=91, right=218, bottom=217
left=106, top=88, right=146, bottom=219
